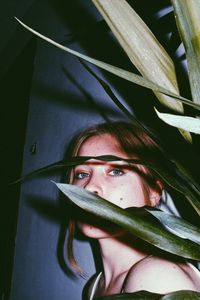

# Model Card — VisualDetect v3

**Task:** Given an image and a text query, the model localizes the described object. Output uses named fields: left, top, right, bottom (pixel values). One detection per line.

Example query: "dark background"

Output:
left=1, top=1, right=198, bottom=299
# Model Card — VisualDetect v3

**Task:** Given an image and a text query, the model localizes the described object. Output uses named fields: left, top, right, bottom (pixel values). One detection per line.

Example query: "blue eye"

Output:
left=109, top=169, right=124, bottom=176
left=75, top=172, right=89, bottom=180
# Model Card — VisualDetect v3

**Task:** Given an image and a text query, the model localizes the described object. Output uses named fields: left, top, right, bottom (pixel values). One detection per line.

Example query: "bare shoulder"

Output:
left=123, top=256, right=200, bottom=294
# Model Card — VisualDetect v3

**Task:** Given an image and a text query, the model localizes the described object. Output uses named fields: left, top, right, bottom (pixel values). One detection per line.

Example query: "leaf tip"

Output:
left=51, top=179, right=58, bottom=186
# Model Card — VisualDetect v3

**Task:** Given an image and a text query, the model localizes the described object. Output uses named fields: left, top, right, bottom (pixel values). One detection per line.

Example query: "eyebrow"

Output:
left=70, top=155, right=128, bottom=165
left=71, top=155, right=147, bottom=170
left=73, top=161, right=132, bottom=169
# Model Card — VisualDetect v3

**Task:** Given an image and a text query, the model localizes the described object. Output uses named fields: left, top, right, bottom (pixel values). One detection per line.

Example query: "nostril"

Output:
left=85, top=184, right=101, bottom=195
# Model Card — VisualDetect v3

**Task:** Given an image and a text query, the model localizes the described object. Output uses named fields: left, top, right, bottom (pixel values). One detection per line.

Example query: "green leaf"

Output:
left=78, top=59, right=162, bottom=145
left=172, top=0, right=200, bottom=105
left=161, top=290, right=200, bottom=299
left=12, top=153, right=200, bottom=216
left=15, top=18, right=200, bottom=112
left=78, top=59, right=136, bottom=123
left=91, top=0, right=191, bottom=142
left=11, top=155, right=150, bottom=184
left=11, top=156, right=93, bottom=184
left=151, top=167, right=200, bottom=216
left=118, top=158, right=200, bottom=217
left=155, top=109, right=200, bottom=134
left=91, top=0, right=182, bottom=112
left=124, top=157, right=200, bottom=216
left=146, top=208, right=200, bottom=244
left=12, top=151, right=200, bottom=216
left=98, top=291, right=161, bottom=300
left=54, top=182, right=200, bottom=260
left=97, top=290, right=200, bottom=300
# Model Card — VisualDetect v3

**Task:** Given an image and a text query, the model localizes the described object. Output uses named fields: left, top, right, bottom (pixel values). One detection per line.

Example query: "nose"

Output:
left=84, top=176, right=103, bottom=196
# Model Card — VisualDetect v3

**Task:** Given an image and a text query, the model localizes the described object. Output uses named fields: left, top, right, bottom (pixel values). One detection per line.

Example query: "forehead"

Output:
left=77, top=133, right=128, bottom=158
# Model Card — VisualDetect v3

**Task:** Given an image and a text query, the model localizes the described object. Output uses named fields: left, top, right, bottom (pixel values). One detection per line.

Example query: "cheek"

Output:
left=107, top=180, right=149, bottom=208
left=106, top=183, right=133, bottom=208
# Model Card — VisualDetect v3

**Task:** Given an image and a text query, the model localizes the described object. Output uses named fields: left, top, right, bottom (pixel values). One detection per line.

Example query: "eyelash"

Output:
left=74, top=172, right=90, bottom=180
left=109, top=169, right=125, bottom=176
left=74, top=168, right=125, bottom=180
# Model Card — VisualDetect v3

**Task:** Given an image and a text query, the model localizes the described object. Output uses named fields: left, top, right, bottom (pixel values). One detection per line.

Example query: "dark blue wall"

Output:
left=9, top=2, right=132, bottom=300
left=3, top=1, right=194, bottom=300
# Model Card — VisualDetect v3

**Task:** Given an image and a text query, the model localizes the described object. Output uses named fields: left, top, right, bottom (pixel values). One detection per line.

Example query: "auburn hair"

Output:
left=65, top=121, right=165, bottom=274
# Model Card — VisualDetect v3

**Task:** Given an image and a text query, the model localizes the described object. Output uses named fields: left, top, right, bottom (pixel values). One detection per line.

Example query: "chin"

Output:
left=77, top=221, right=125, bottom=239
left=77, top=222, right=111, bottom=239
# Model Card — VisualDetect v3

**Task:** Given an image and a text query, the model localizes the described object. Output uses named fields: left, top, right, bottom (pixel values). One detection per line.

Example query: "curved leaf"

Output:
left=172, top=0, right=200, bottom=105
left=92, top=0, right=182, bottom=112
left=155, top=109, right=200, bottom=134
left=162, top=290, right=200, bottom=299
left=10, top=156, right=92, bottom=184
left=13, top=154, right=200, bottom=216
left=15, top=18, right=200, bottom=113
left=98, top=290, right=200, bottom=300
left=98, top=291, right=161, bottom=300
left=12, top=152, right=200, bottom=216
left=78, top=59, right=136, bottom=123
left=54, top=182, right=200, bottom=260
left=146, top=208, right=200, bottom=244
left=91, top=0, right=191, bottom=142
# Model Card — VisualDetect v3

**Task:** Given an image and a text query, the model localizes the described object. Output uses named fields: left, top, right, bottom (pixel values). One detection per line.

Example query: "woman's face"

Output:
left=72, top=133, right=156, bottom=238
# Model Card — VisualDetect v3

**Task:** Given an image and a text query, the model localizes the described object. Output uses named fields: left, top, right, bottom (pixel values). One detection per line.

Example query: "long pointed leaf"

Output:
left=155, top=109, right=200, bottom=134
left=172, top=0, right=200, bottom=105
left=98, top=291, right=161, bottom=300
left=98, top=290, right=200, bottom=300
left=92, top=0, right=182, bottom=112
left=146, top=209, right=200, bottom=244
left=142, top=161, right=200, bottom=216
left=54, top=183, right=200, bottom=260
left=15, top=18, right=200, bottom=112
left=78, top=58, right=136, bottom=123
left=79, top=59, right=165, bottom=146
left=13, top=153, right=200, bottom=215
left=162, top=290, right=200, bottom=300
left=11, top=156, right=94, bottom=184
left=91, top=0, right=191, bottom=142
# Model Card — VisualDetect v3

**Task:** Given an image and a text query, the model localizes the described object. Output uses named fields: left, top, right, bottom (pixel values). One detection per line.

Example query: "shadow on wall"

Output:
left=26, top=189, right=102, bottom=279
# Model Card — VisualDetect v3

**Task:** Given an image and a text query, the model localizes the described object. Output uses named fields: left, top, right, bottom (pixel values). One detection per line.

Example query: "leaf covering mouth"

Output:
left=53, top=182, right=200, bottom=261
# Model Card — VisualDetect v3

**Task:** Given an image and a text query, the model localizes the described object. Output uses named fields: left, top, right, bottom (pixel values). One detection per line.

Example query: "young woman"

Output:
left=65, top=121, right=200, bottom=298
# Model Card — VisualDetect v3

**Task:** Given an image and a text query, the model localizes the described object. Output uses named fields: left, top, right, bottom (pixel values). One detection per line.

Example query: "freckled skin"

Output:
left=72, top=134, right=155, bottom=239
left=72, top=133, right=200, bottom=295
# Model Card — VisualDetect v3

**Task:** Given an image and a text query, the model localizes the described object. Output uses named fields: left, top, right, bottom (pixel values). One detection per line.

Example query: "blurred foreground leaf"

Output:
left=54, top=182, right=200, bottom=260
left=98, top=290, right=200, bottom=299
left=146, top=208, right=200, bottom=244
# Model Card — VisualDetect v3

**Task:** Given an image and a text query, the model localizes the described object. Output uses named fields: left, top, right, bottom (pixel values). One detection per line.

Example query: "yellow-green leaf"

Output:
left=15, top=17, right=193, bottom=142
left=92, top=0, right=183, bottom=113
left=155, top=108, right=200, bottom=134
left=172, top=0, right=200, bottom=105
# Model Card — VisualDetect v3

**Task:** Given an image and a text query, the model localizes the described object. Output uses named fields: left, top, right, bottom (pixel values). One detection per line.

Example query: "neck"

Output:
left=98, top=233, right=148, bottom=286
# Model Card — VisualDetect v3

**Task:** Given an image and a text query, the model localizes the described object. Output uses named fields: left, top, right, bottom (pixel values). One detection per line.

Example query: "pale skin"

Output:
left=72, top=133, right=200, bottom=296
